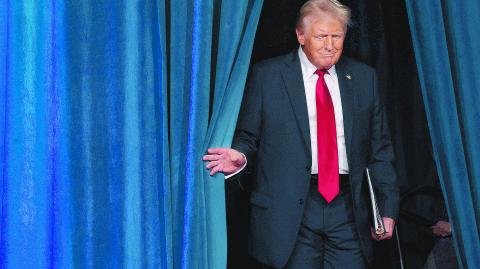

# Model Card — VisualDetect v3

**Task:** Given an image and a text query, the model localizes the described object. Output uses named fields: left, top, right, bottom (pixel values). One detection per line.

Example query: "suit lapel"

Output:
left=336, top=57, right=354, bottom=161
left=280, top=52, right=311, bottom=155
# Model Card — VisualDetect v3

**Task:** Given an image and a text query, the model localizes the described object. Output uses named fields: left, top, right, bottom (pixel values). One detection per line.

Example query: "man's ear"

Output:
left=296, top=28, right=305, bottom=45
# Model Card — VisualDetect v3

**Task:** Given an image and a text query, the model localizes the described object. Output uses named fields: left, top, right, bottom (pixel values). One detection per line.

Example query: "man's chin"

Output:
left=314, top=57, right=338, bottom=69
left=316, top=61, right=335, bottom=70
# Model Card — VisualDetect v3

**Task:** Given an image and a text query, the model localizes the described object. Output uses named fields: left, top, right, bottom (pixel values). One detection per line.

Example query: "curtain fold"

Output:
left=156, top=1, right=173, bottom=268
left=1, top=0, right=262, bottom=268
left=404, top=1, right=480, bottom=268
left=202, top=2, right=263, bottom=269
left=169, top=1, right=263, bottom=268
left=0, top=1, right=72, bottom=267
left=169, top=0, right=213, bottom=268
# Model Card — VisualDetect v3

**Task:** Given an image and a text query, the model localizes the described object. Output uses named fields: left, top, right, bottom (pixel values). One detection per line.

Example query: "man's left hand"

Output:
left=371, top=217, right=395, bottom=241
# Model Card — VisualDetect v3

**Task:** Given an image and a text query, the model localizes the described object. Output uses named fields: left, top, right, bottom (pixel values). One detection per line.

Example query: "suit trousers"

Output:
left=274, top=174, right=367, bottom=269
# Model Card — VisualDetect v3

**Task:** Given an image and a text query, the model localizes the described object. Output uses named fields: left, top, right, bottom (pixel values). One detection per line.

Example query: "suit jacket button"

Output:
left=298, top=199, right=304, bottom=205
left=305, top=166, right=311, bottom=172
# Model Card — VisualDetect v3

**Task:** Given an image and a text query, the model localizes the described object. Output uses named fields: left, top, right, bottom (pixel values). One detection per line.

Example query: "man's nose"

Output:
left=324, top=36, right=333, bottom=50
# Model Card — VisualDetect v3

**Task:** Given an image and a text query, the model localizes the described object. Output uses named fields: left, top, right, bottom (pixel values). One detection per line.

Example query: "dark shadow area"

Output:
left=226, top=0, right=454, bottom=268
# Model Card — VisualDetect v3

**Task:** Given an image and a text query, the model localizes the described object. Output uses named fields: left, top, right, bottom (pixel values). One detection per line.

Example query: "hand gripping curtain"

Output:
left=405, top=1, right=480, bottom=268
left=169, top=1, right=263, bottom=268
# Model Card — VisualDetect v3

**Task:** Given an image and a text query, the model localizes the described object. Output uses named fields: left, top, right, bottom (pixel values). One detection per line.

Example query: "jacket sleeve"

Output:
left=368, top=70, right=400, bottom=221
left=231, top=65, right=263, bottom=165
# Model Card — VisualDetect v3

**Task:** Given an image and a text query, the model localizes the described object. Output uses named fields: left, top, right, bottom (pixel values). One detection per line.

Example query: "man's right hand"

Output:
left=202, top=148, right=246, bottom=176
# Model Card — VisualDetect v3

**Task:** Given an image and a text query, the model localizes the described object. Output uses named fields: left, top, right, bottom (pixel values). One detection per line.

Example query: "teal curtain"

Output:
left=169, top=1, right=262, bottom=268
left=404, top=1, right=480, bottom=268
left=0, top=0, right=262, bottom=268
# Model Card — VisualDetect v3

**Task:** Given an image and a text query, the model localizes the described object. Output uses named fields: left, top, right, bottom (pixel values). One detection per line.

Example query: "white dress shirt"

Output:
left=298, top=47, right=349, bottom=174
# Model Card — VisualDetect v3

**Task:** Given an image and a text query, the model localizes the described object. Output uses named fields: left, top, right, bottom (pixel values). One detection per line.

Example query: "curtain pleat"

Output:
left=169, top=1, right=212, bottom=268
left=169, top=1, right=263, bottom=268
left=155, top=1, right=173, bottom=268
left=405, top=1, right=480, bottom=268
left=202, top=1, right=263, bottom=269
left=0, top=1, right=71, bottom=268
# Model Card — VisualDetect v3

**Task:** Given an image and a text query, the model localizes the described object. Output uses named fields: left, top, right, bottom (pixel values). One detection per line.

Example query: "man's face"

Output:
left=296, top=15, right=346, bottom=69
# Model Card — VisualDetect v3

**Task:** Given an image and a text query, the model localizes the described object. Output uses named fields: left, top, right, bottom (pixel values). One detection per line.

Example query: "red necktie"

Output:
left=315, top=69, right=339, bottom=203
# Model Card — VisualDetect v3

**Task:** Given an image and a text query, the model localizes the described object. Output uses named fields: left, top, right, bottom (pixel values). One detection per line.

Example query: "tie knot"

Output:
left=315, top=69, right=328, bottom=77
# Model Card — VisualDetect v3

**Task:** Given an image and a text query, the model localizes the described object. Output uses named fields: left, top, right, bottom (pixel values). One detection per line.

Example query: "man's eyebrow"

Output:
left=314, top=30, right=345, bottom=35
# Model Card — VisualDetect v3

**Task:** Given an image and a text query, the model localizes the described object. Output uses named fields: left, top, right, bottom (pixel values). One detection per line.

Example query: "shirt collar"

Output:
left=298, top=46, right=337, bottom=80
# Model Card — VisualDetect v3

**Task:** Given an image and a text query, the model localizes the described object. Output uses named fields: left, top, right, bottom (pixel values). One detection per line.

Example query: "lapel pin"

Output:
left=346, top=74, right=352, bottom=80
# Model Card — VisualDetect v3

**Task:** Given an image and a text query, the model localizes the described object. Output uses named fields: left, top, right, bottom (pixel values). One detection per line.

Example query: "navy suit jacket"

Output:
left=232, top=51, right=399, bottom=268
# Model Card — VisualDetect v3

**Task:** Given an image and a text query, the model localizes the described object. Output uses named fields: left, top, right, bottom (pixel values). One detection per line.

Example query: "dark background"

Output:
left=226, top=0, right=445, bottom=268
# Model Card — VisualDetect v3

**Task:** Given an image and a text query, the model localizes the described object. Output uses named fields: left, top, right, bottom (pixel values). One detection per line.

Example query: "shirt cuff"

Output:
left=225, top=153, right=247, bottom=179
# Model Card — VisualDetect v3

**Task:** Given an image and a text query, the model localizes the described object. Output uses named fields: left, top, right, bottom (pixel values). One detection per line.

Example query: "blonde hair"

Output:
left=296, top=0, right=351, bottom=30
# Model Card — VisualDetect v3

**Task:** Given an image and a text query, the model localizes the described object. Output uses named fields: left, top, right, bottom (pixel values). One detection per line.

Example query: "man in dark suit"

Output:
left=203, top=0, right=398, bottom=268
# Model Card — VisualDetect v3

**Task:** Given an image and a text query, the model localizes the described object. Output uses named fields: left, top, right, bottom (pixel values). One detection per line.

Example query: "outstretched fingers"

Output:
left=203, top=147, right=245, bottom=176
left=210, top=163, right=223, bottom=176
left=206, top=160, right=220, bottom=169
left=207, top=148, right=227, bottom=154
left=203, top=154, right=222, bottom=161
